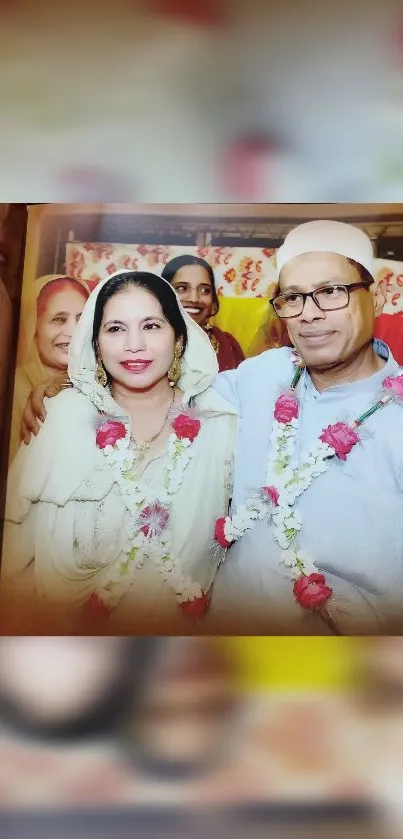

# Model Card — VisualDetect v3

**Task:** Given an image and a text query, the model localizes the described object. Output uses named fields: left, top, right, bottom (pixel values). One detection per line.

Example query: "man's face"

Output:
left=279, top=252, right=375, bottom=370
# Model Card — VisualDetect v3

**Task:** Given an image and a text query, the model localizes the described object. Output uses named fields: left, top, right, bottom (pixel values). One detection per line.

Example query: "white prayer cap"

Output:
left=276, top=220, right=374, bottom=278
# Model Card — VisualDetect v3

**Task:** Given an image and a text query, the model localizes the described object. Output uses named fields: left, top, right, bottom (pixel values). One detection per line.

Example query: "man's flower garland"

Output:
left=215, top=359, right=403, bottom=628
left=82, top=411, right=211, bottom=623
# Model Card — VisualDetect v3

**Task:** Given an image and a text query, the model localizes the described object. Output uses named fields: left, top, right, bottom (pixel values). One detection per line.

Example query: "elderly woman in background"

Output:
left=9, top=275, right=89, bottom=462
left=161, top=255, right=245, bottom=371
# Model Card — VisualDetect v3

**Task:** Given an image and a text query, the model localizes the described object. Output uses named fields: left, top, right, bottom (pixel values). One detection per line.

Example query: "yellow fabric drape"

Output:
left=213, top=285, right=284, bottom=358
left=213, top=297, right=272, bottom=356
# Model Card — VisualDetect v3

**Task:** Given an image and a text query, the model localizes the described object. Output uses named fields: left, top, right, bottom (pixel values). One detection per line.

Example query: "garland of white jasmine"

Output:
left=214, top=358, right=403, bottom=628
left=83, top=410, right=210, bottom=622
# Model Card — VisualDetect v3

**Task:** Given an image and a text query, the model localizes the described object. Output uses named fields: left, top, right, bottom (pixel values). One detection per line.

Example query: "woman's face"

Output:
left=97, top=285, right=177, bottom=393
left=35, top=286, right=87, bottom=371
left=170, top=265, right=216, bottom=328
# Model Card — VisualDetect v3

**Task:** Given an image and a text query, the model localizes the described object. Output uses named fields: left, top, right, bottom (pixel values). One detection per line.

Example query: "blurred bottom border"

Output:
left=0, top=803, right=385, bottom=839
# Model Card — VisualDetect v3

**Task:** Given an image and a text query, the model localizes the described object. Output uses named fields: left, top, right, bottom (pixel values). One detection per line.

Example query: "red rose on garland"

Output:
left=172, top=413, right=201, bottom=442
left=82, top=593, right=111, bottom=621
left=96, top=420, right=126, bottom=449
left=293, top=573, right=332, bottom=609
left=274, top=394, right=299, bottom=424
left=180, top=592, right=210, bottom=619
left=214, top=517, right=232, bottom=548
left=140, top=503, right=170, bottom=538
left=319, top=422, right=359, bottom=461
left=383, top=374, right=403, bottom=400
left=260, top=485, right=279, bottom=506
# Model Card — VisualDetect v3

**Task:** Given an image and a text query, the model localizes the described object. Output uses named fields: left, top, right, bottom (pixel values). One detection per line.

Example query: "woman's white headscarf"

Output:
left=6, top=270, right=232, bottom=520
left=68, top=269, right=220, bottom=418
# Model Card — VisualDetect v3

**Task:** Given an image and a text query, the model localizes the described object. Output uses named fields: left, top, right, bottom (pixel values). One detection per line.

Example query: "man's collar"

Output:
left=373, top=337, right=390, bottom=361
left=302, top=339, right=400, bottom=399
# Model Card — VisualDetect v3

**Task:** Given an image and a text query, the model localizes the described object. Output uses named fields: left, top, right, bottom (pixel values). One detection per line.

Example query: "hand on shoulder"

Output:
left=20, top=374, right=71, bottom=446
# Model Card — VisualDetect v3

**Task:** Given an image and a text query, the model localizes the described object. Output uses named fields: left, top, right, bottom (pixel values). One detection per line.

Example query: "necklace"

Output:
left=130, top=387, right=176, bottom=461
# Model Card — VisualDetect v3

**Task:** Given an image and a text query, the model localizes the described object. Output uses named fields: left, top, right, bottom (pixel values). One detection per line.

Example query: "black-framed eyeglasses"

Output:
left=270, top=281, right=373, bottom=319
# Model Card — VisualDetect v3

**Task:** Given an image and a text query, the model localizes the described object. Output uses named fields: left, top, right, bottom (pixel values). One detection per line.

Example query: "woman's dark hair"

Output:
left=161, top=255, right=219, bottom=316
left=92, top=271, right=188, bottom=355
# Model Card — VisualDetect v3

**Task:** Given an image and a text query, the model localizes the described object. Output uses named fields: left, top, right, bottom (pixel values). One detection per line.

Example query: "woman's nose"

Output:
left=184, top=291, right=199, bottom=303
left=125, top=329, right=146, bottom=351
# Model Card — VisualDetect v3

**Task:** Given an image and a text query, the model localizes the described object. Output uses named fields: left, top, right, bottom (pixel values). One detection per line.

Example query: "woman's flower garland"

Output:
left=215, top=361, right=403, bottom=626
left=82, top=411, right=210, bottom=623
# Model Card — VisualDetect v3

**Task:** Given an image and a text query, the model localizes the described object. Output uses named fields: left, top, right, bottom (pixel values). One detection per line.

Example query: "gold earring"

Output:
left=95, top=360, right=108, bottom=388
left=168, top=350, right=182, bottom=387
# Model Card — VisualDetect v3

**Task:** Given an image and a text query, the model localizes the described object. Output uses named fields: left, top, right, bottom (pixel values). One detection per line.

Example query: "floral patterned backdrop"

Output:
left=64, top=242, right=280, bottom=298
left=65, top=241, right=403, bottom=313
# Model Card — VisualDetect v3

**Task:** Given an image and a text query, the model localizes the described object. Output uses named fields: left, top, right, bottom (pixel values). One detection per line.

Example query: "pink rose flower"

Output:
left=96, top=420, right=126, bottom=449
left=382, top=374, right=403, bottom=400
left=293, top=573, right=333, bottom=609
left=214, top=517, right=232, bottom=548
left=319, top=422, right=359, bottom=461
left=180, top=592, right=210, bottom=620
left=172, top=413, right=201, bottom=442
left=260, top=485, right=279, bottom=506
left=274, top=394, right=299, bottom=423
left=140, top=503, right=170, bottom=538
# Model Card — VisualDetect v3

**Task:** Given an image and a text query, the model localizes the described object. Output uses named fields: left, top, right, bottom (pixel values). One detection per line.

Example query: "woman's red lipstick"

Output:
left=120, top=360, right=152, bottom=372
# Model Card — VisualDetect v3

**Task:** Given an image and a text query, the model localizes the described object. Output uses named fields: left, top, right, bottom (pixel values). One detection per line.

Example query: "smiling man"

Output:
left=208, top=220, right=403, bottom=635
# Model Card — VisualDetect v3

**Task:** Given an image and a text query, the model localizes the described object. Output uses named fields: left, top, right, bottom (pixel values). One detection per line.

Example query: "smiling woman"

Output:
left=161, top=255, right=245, bottom=371
left=36, top=279, right=88, bottom=369
left=1, top=270, right=237, bottom=635
left=9, top=275, right=90, bottom=464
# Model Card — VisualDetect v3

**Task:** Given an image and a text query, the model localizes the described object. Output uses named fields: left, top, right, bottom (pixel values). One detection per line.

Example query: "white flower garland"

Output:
left=218, top=416, right=333, bottom=564
left=215, top=365, right=401, bottom=625
left=266, top=417, right=333, bottom=562
left=89, top=417, right=205, bottom=613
